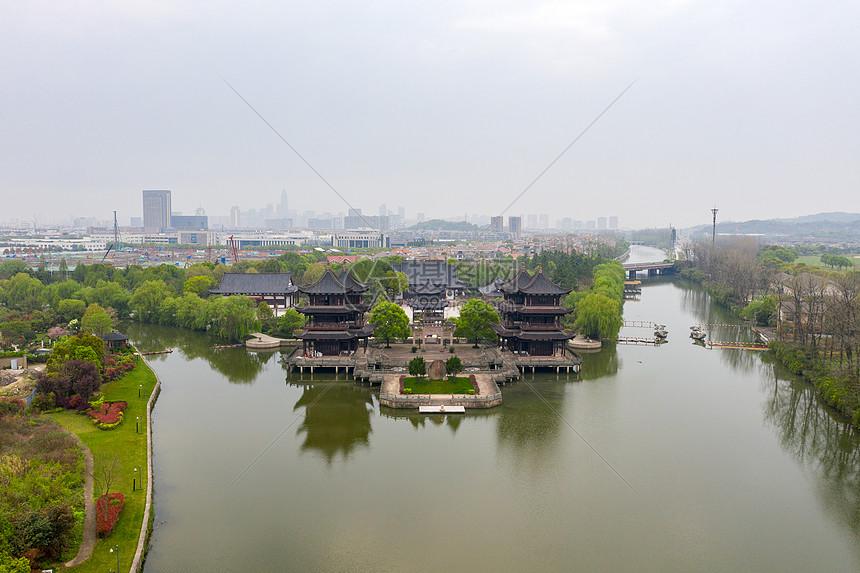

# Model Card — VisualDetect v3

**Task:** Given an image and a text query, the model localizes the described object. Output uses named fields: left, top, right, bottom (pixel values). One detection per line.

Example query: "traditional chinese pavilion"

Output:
left=490, top=269, right=574, bottom=356
left=208, top=273, right=298, bottom=311
left=294, top=269, right=375, bottom=356
left=406, top=281, right=453, bottom=345
left=406, top=281, right=448, bottom=321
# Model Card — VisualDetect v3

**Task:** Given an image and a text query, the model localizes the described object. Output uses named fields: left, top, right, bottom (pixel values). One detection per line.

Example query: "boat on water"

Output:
left=654, top=329, right=669, bottom=339
left=690, top=326, right=706, bottom=341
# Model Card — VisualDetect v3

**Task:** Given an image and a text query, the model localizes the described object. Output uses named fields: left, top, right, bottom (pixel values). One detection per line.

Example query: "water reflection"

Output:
left=762, top=361, right=860, bottom=534
left=495, top=380, right=566, bottom=463
left=378, top=407, right=476, bottom=433
left=580, top=344, right=619, bottom=380
left=289, top=381, right=374, bottom=465
left=676, top=282, right=762, bottom=373
left=124, top=322, right=277, bottom=383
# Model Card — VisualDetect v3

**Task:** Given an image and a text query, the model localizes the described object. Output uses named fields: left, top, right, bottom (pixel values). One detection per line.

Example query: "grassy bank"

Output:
left=46, top=358, right=157, bottom=572
left=770, top=341, right=860, bottom=429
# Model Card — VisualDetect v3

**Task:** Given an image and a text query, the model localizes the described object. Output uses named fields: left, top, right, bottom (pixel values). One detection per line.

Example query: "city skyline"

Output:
left=3, top=2, right=859, bottom=228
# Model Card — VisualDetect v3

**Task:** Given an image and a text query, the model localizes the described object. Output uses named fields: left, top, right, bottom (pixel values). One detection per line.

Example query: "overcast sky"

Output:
left=2, top=0, right=858, bottom=229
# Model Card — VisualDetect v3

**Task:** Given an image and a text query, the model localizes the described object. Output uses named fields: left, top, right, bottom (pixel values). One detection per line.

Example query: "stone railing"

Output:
left=131, top=354, right=162, bottom=573
left=379, top=392, right=502, bottom=408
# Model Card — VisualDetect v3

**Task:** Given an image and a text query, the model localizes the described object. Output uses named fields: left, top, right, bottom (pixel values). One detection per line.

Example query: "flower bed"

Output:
left=96, top=492, right=124, bottom=537
left=87, top=401, right=127, bottom=430
left=102, top=353, right=137, bottom=382
left=469, top=374, right=480, bottom=394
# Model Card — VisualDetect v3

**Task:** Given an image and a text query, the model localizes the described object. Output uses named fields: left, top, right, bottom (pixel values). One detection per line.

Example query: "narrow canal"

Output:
left=133, top=246, right=860, bottom=572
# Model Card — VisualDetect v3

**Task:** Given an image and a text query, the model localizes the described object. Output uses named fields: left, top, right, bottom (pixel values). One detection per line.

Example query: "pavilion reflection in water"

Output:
left=290, top=381, right=375, bottom=464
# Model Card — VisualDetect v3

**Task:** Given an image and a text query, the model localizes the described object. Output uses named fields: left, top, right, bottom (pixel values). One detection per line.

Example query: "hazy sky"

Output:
left=2, top=0, right=858, bottom=229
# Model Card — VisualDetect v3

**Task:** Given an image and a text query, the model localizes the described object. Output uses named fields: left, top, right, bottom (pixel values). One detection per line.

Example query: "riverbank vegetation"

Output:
left=0, top=399, right=83, bottom=572
left=681, top=238, right=860, bottom=427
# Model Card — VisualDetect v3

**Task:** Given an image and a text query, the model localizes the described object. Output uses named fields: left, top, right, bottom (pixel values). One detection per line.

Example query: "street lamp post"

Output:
left=139, top=384, right=142, bottom=398
left=133, top=467, right=138, bottom=492
left=136, top=416, right=140, bottom=434
left=110, top=544, right=119, bottom=572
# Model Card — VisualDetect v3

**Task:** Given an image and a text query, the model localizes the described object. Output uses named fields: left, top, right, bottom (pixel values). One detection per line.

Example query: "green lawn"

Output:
left=403, top=376, right=475, bottom=394
left=46, top=358, right=157, bottom=573
left=796, top=255, right=860, bottom=269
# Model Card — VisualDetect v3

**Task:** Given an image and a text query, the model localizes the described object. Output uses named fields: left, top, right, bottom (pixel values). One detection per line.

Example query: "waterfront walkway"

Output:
left=379, top=372, right=503, bottom=409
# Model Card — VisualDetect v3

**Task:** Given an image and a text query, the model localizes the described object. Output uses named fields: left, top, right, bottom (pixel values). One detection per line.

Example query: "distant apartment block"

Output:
left=508, top=216, right=522, bottom=238
left=490, top=216, right=503, bottom=233
left=609, top=216, right=619, bottom=229
left=539, top=214, right=549, bottom=229
left=344, top=214, right=389, bottom=231
left=597, top=217, right=607, bottom=230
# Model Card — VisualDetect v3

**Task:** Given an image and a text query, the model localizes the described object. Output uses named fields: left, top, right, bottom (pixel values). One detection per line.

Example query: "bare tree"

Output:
left=91, top=454, right=120, bottom=497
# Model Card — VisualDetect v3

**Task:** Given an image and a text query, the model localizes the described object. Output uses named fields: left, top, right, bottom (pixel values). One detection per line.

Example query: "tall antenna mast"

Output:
left=711, top=207, right=719, bottom=246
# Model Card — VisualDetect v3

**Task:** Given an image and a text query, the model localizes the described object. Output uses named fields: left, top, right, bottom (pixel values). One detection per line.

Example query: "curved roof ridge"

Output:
left=299, top=269, right=347, bottom=294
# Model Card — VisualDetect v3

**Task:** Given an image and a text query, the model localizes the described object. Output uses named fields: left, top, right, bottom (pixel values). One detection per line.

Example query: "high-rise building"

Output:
left=508, top=216, right=522, bottom=238
left=527, top=214, right=538, bottom=229
left=609, top=216, right=618, bottom=229
left=230, top=206, right=240, bottom=227
left=490, top=216, right=504, bottom=233
left=597, top=217, right=607, bottom=230
left=277, top=191, right=288, bottom=217
left=539, top=214, right=549, bottom=229
left=378, top=203, right=387, bottom=216
left=142, top=190, right=171, bottom=232
left=417, top=212, right=425, bottom=222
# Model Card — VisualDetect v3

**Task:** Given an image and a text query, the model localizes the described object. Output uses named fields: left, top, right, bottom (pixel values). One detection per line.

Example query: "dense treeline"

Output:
left=681, top=238, right=860, bottom=427
left=0, top=250, right=413, bottom=345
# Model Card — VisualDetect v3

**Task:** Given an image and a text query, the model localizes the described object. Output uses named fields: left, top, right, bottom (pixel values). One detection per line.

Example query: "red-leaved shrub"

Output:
left=87, top=401, right=127, bottom=426
left=96, top=492, right=124, bottom=537
left=469, top=374, right=479, bottom=394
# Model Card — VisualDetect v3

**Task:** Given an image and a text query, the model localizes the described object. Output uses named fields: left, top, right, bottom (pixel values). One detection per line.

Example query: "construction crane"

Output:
left=229, top=235, right=239, bottom=263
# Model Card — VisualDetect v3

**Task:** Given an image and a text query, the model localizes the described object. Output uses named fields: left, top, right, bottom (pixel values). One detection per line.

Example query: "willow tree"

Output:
left=574, top=293, right=622, bottom=340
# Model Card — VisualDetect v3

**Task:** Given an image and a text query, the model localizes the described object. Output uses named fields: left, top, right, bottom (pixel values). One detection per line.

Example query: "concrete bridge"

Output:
left=622, top=261, right=675, bottom=279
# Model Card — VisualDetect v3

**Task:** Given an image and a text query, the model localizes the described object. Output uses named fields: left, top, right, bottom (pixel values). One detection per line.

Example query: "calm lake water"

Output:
left=133, top=246, right=860, bottom=572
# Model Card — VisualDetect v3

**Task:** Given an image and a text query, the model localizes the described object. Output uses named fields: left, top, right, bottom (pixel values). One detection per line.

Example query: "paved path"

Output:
left=381, top=372, right=499, bottom=401
left=64, top=432, right=96, bottom=567
left=246, top=333, right=283, bottom=349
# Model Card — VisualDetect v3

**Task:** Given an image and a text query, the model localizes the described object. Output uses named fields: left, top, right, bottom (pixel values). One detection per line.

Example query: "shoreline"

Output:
left=131, top=353, right=162, bottom=573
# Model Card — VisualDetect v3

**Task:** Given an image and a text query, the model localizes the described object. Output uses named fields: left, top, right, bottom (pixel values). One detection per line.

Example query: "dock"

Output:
left=616, top=336, right=662, bottom=345
left=707, top=341, right=769, bottom=350
left=419, top=405, right=466, bottom=414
